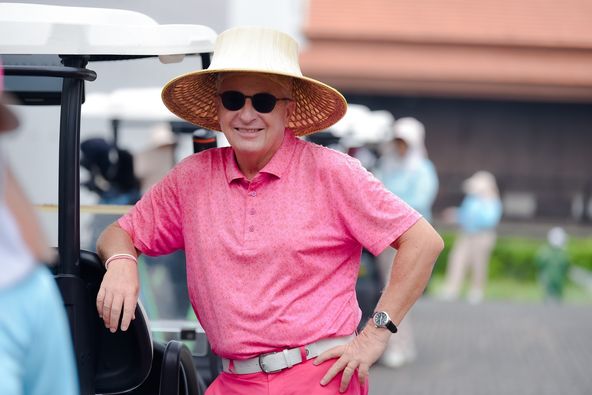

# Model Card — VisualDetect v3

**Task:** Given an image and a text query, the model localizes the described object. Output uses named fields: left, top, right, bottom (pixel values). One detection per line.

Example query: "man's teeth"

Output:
left=236, top=128, right=261, bottom=132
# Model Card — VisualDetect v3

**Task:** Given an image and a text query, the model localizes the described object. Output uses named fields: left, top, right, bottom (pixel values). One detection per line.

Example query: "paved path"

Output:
left=369, top=299, right=592, bottom=395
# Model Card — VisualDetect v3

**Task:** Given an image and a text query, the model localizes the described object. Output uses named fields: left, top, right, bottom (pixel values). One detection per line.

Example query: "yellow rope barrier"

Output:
left=35, top=204, right=133, bottom=215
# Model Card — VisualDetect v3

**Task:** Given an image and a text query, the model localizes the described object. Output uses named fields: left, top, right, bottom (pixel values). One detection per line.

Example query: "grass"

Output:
left=428, top=275, right=592, bottom=305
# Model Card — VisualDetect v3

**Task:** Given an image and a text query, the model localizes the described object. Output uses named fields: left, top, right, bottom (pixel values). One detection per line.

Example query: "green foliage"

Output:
left=433, top=231, right=592, bottom=281
left=489, top=237, right=541, bottom=281
left=568, top=238, right=592, bottom=272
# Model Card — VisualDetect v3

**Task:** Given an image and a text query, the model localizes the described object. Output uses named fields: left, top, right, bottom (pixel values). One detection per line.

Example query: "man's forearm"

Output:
left=96, top=222, right=140, bottom=263
left=374, top=218, right=443, bottom=325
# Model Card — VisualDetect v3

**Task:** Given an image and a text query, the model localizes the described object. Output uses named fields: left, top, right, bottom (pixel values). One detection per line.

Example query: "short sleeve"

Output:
left=118, top=166, right=184, bottom=256
left=327, top=153, right=421, bottom=256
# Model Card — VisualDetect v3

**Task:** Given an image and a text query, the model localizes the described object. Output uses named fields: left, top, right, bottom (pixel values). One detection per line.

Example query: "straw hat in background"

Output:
left=463, top=171, right=499, bottom=198
left=161, top=26, right=347, bottom=136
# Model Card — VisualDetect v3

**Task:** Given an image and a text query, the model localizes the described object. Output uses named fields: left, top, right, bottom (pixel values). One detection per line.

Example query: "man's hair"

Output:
left=216, top=72, right=294, bottom=99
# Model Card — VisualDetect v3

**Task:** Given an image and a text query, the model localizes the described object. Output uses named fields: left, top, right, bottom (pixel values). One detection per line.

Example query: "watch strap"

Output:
left=385, top=320, right=398, bottom=334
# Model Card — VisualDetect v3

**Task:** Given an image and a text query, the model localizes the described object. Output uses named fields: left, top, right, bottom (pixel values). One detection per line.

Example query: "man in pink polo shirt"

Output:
left=95, top=27, right=444, bottom=394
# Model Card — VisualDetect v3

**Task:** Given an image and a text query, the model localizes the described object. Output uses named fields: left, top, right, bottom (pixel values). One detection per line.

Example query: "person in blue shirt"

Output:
left=441, top=171, right=503, bottom=304
left=375, top=117, right=438, bottom=221
left=374, top=117, right=439, bottom=368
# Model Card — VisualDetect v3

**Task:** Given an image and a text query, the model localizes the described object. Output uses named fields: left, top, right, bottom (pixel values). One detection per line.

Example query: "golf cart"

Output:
left=1, top=3, right=218, bottom=394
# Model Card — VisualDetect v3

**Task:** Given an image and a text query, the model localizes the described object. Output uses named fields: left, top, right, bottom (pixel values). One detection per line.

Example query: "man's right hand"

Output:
left=96, top=258, right=139, bottom=332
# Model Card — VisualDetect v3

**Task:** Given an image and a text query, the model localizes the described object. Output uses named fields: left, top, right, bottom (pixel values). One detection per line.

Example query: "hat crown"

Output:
left=393, top=117, right=425, bottom=148
left=463, top=171, right=498, bottom=197
left=209, top=27, right=303, bottom=77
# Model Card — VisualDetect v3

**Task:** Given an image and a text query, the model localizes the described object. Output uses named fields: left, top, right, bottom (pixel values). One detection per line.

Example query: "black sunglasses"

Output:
left=219, top=91, right=292, bottom=113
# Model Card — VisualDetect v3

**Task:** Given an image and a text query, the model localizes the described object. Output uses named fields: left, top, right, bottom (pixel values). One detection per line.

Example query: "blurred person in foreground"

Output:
left=535, top=227, right=570, bottom=303
left=440, top=171, right=502, bottom=304
left=95, top=26, right=443, bottom=394
left=0, top=62, right=78, bottom=395
left=373, top=117, right=439, bottom=368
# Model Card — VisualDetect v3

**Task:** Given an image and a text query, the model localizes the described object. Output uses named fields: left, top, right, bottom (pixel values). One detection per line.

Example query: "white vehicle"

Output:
left=1, top=3, right=217, bottom=394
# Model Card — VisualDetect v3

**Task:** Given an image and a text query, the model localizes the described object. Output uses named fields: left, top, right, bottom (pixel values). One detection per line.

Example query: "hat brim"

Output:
left=0, top=95, right=19, bottom=133
left=162, top=69, right=347, bottom=137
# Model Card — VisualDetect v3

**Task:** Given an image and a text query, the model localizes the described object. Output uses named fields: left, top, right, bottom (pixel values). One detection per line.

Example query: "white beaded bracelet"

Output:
left=104, top=253, right=138, bottom=269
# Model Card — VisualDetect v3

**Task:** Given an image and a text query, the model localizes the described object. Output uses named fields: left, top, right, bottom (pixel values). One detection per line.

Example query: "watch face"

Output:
left=374, top=311, right=388, bottom=326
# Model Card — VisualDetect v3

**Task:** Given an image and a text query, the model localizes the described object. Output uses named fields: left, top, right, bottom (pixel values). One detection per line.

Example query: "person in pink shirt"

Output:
left=95, top=26, right=444, bottom=394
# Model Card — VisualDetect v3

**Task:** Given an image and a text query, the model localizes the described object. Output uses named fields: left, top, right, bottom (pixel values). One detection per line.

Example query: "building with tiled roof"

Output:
left=301, top=0, right=592, bottom=221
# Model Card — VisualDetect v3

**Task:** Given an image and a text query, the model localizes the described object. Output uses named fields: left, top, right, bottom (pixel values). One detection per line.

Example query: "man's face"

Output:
left=217, top=73, right=294, bottom=165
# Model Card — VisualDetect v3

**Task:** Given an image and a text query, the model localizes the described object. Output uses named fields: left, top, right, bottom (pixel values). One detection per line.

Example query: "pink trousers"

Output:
left=205, top=359, right=369, bottom=395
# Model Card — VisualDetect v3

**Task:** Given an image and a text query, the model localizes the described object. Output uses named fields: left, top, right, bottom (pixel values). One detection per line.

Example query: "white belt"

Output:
left=222, top=334, right=356, bottom=374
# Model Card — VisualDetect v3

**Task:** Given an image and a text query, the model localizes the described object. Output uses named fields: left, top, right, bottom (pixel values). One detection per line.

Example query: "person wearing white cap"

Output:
left=375, top=117, right=438, bottom=221
left=373, top=117, right=439, bottom=368
left=440, top=171, right=503, bottom=304
left=95, top=27, right=443, bottom=394
left=0, top=61, right=78, bottom=395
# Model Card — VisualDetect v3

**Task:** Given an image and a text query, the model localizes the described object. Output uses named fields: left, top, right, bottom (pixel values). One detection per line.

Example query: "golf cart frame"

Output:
left=1, top=3, right=216, bottom=394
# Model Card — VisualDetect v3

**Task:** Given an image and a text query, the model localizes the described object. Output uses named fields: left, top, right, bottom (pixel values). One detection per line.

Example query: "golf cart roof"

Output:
left=0, top=2, right=216, bottom=62
left=83, top=88, right=182, bottom=121
left=0, top=2, right=216, bottom=275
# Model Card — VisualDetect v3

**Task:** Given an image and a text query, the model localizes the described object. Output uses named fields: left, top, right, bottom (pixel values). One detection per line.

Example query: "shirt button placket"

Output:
left=246, top=188, right=257, bottom=239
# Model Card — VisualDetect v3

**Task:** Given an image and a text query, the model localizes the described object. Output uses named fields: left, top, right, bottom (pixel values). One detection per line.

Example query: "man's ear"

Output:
left=285, top=100, right=296, bottom=122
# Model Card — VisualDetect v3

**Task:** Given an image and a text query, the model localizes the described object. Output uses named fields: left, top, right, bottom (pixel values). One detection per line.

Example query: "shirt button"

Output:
left=249, top=191, right=257, bottom=197
left=250, top=209, right=256, bottom=215
left=248, top=225, right=255, bottom=232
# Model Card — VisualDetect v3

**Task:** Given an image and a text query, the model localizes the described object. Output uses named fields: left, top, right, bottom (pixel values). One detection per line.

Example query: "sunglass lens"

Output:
left=220, top=91, right=245, bottom=111
left=252, top=93, right=277, bottom=113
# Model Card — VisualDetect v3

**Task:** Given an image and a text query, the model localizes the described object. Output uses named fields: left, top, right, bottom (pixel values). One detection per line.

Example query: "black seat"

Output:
left=160, top=341, right=206, bottom=395
left=78, top=249, right=153, bottom=393
left=76, top=250, right=207, bottom=395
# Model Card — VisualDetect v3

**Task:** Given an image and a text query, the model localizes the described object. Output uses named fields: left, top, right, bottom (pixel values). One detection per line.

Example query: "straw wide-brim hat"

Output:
left=162, top=26, right=347, bottom=136
left=463, top=171, right=499, bottom=198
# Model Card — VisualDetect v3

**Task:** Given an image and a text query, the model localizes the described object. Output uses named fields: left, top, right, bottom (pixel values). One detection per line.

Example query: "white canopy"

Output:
left=83, top=88, right=181, bottom=121
left=0, top=3, right=216, bottom=62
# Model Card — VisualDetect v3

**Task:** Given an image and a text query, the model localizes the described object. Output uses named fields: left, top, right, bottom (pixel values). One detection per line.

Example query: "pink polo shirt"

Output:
left=119, top=130, right=420, bottom=359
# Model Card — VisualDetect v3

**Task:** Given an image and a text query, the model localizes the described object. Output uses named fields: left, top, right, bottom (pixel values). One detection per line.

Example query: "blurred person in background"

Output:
left=373, top=117, right=439, bottom=368
left=535, top=227, right=570, bottom=303
left=0, top=61, right=78, bottom=395
left=440, top=171, right=503, bottom=304
left=94, top=26, right=443, bottom=394
left=374, top=117, right=438, bottom=221
left=135, top=122, right=177, bottom=194
left=135, top=123, right=190, bottom=319
left=80, top=137, right=141, bottom=249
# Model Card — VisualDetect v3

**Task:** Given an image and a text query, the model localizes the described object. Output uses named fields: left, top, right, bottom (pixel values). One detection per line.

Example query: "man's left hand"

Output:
left=314, top=325, right=390, bottom=393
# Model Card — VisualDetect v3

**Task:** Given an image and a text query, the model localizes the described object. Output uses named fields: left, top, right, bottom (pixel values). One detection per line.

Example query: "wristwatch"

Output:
left=372, top=311, right=398, bottom=333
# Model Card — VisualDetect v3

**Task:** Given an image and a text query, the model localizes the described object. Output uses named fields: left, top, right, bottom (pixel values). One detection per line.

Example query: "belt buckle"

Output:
left=259, top=349, right=296, bottom=374
left=258, top=351, right=283, bottom=374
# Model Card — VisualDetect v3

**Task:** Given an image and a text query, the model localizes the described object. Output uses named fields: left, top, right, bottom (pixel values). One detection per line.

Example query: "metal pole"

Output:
left=58, top=56, right=89, bottom=276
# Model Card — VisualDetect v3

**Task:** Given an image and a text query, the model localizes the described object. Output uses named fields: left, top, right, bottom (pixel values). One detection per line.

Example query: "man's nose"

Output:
left=238, top=97, right=257, bottom=120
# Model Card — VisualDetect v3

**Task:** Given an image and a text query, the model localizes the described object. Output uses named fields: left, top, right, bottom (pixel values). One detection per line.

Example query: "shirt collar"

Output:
left=224, top=129, right=298, bottom=183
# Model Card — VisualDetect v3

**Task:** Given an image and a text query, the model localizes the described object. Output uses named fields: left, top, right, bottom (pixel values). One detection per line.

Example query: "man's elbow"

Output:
left=432, top=231, right=445, bottom=256
left=419, top=224, right=444, bottom=264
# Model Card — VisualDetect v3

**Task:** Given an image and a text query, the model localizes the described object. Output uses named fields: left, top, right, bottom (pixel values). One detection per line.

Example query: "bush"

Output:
left=433, top=232, right=592, bottom=282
